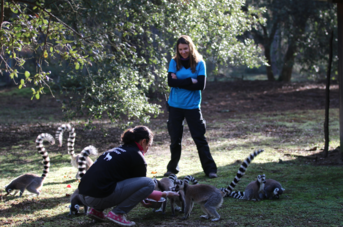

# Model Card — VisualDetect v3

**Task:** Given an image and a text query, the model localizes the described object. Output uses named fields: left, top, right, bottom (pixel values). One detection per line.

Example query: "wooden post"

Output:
left=338, top=2, right=343, bottom=161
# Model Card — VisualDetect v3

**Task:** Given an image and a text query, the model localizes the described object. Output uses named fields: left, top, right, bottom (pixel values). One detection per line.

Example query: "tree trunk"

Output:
left=337, top=2, right=343, bottom=161
left=264, top=45, right=276, bottom=81
left=323, top=30, right=334, bottom=158
left=278, top=42, right=296, bottom=82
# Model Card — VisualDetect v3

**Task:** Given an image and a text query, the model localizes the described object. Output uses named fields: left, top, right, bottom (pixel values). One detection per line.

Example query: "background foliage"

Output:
left=245, top=0, right=337, bottom=82
left=0, top=0, right=266, bottom=125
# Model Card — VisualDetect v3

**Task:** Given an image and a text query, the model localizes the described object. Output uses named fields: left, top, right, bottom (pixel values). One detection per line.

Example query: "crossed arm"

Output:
left=167, top=72, right=206, bottom=91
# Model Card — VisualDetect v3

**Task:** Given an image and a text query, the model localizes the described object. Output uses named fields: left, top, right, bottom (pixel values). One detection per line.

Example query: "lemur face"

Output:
left=69, top=204, right=80, bottom=215
left=173, top=180, right=184, bottom=191
left=257, top=174, right=266, bottom=183
left=5, top=186, right=12, bottom=194
left=273, top=187, right=284, bottom=199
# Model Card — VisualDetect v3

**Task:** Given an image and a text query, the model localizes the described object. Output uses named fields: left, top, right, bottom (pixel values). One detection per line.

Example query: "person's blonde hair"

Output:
left=173, top=35, right=203, bottom=73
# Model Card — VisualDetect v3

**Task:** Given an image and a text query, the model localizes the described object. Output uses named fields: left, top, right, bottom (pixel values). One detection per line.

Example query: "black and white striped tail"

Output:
left=36, top=133, right=55, bottom=179
left=184, top=175, right=198, bottom=185
left=55, top=124, right=73, bottom=147
left=168, top=174, right=177, bottom=182
left=67, top=128, right=76, bottom=155
left=221, top=149, right=264, bottom=196
left=77, top=145, right=98, bottom=178
left=228, top=191, right=245, bottom=199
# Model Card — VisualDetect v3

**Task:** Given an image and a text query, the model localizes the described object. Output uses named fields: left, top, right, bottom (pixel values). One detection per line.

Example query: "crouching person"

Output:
left=78, top=125, right=178, bottom=226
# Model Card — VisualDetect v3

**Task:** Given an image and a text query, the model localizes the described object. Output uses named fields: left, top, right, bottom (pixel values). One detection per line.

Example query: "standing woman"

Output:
left=78, top=125, right=178, bottom=226
left=164, top=35, right=218, bottom=178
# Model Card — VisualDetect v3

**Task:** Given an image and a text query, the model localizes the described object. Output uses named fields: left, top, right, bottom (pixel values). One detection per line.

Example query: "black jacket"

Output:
left=78, top=143, right=147, bottom=198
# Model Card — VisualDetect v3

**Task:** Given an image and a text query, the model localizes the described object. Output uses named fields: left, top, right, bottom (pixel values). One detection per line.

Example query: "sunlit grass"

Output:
left=1, top=108, right=342, bottom=226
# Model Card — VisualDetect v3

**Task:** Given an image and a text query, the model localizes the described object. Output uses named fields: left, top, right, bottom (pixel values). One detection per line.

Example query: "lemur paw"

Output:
left=211, top=218, right=220, bottom=222
left=200, top=215, right=209, bottom=219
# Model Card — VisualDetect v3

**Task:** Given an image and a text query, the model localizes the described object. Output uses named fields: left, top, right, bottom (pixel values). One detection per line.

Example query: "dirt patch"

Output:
left=0, top=80, right=341, bottom=165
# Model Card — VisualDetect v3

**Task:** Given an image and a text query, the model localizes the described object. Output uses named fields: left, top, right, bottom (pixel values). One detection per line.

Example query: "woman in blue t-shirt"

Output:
left=164, top=35, right=218, bottom=179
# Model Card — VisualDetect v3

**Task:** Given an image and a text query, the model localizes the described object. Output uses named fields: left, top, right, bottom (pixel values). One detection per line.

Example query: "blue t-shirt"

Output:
left=168, top=59, right=206, bottom=109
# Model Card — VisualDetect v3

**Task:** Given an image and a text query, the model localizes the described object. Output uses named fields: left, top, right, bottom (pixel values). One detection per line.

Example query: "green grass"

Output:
left=1, top=108, right=342, bottom=226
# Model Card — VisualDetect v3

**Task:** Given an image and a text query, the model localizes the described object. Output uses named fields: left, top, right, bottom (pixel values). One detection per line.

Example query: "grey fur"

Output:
left=69, top=145, right=98, bottom=215
left=174, top=180, right=223, bottom=222
left=56, top=125, right=95, bottom=179
left=153, top=174, right=182, bottom=215
left=259, top=179, right=285, bottom=199
left=242, top=174, right=266, bottom=201
left=220, top=149, right=264, bottom=197
left=4, top=133, right=54, bottom=197
left=173, top=149, right=264, bottom=221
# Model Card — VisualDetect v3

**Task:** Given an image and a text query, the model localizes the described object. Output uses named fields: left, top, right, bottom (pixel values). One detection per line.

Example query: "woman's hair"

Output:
left=121, top=125, right=154, bottom=146
left=173, top=35, right=203, bottom=73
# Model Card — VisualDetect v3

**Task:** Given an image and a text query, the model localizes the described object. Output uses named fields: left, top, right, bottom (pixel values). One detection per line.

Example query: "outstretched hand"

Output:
left=164, top=191, right=179, bottom=198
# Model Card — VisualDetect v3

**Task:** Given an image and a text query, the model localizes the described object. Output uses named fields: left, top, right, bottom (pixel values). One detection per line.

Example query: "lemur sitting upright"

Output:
left=56, top=124, right=96, bottom=179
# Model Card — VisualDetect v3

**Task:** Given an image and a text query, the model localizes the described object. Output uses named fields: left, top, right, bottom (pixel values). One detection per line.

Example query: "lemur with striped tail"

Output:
left=153, top=174, right=199, bottom=215
left=55, top=124, right=96, bottom=179
left=152, top=174, right=180, bottom=215
left=69, top=145, right=98, bottom=215
left=4, top=133, right=54, bottom=197
left=228, top=175, right=285, bottom=200
left=226, top=174, right=266, bottom=201
left=174, top=149, right=264, bottom=222
left=259, top=178, right=285, bottom=199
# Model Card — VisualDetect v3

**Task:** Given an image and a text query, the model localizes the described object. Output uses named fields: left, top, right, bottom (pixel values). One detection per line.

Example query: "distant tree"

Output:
left=245, top=0, right=337, bottom=82
left=0, top=0, right=266, bottom=125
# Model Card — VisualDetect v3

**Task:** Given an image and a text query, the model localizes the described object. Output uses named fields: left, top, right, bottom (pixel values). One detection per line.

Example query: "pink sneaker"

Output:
left=87, top=208, right=106, bottom=221
left=106, top=211, right=136, bottom=226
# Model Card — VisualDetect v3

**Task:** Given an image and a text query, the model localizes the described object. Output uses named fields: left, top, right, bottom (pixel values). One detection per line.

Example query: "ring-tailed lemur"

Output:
left=55, top=124, right=96, bottom=179
left=183, top=175, right=198, bottom=185
left=226, top=174, right=266, bottom=201
left=174, top=149, right=264, bottom=222
left=152, top=174, right=181, bottom=215
left=220, top=149, right=264, bottom=197
left=259, top=178, right=285, bottom=199
left=4, top=133, right=54, bottom=197
left=69, top=145, right=98, bottom=215
left=229, top=176, right=285, bottom=200
left=174, top=175, right=199, bottom=214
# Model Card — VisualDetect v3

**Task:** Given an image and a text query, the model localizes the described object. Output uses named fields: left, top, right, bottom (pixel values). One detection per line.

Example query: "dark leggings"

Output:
left=166, top=107, right=217, bottom=176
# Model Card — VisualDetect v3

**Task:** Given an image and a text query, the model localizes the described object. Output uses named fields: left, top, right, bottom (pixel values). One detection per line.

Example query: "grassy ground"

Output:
left=0, top=84, right=343, bottom=226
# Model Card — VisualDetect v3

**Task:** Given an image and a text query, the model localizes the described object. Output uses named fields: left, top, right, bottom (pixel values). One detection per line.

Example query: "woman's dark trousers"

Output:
left=166, top=106, right=217, bottom=176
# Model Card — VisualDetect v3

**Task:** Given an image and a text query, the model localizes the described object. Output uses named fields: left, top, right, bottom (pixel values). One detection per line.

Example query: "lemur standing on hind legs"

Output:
left=152, top=175, right=176, bottom=215
left=153, top=174, right=198, bottom=216
left=55, top=124, right=96, bottom=179
left=69, top=145, right=98, bottom=215
left=4, top=133, right=55, bottom=197
left=174, top=149, right=264, bottom=222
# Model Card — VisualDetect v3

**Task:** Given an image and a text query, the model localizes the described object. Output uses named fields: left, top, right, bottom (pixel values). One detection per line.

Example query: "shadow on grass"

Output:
left=44, top=179, right=78, bottom=187
left=0, top=195, right=68, bottom=216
